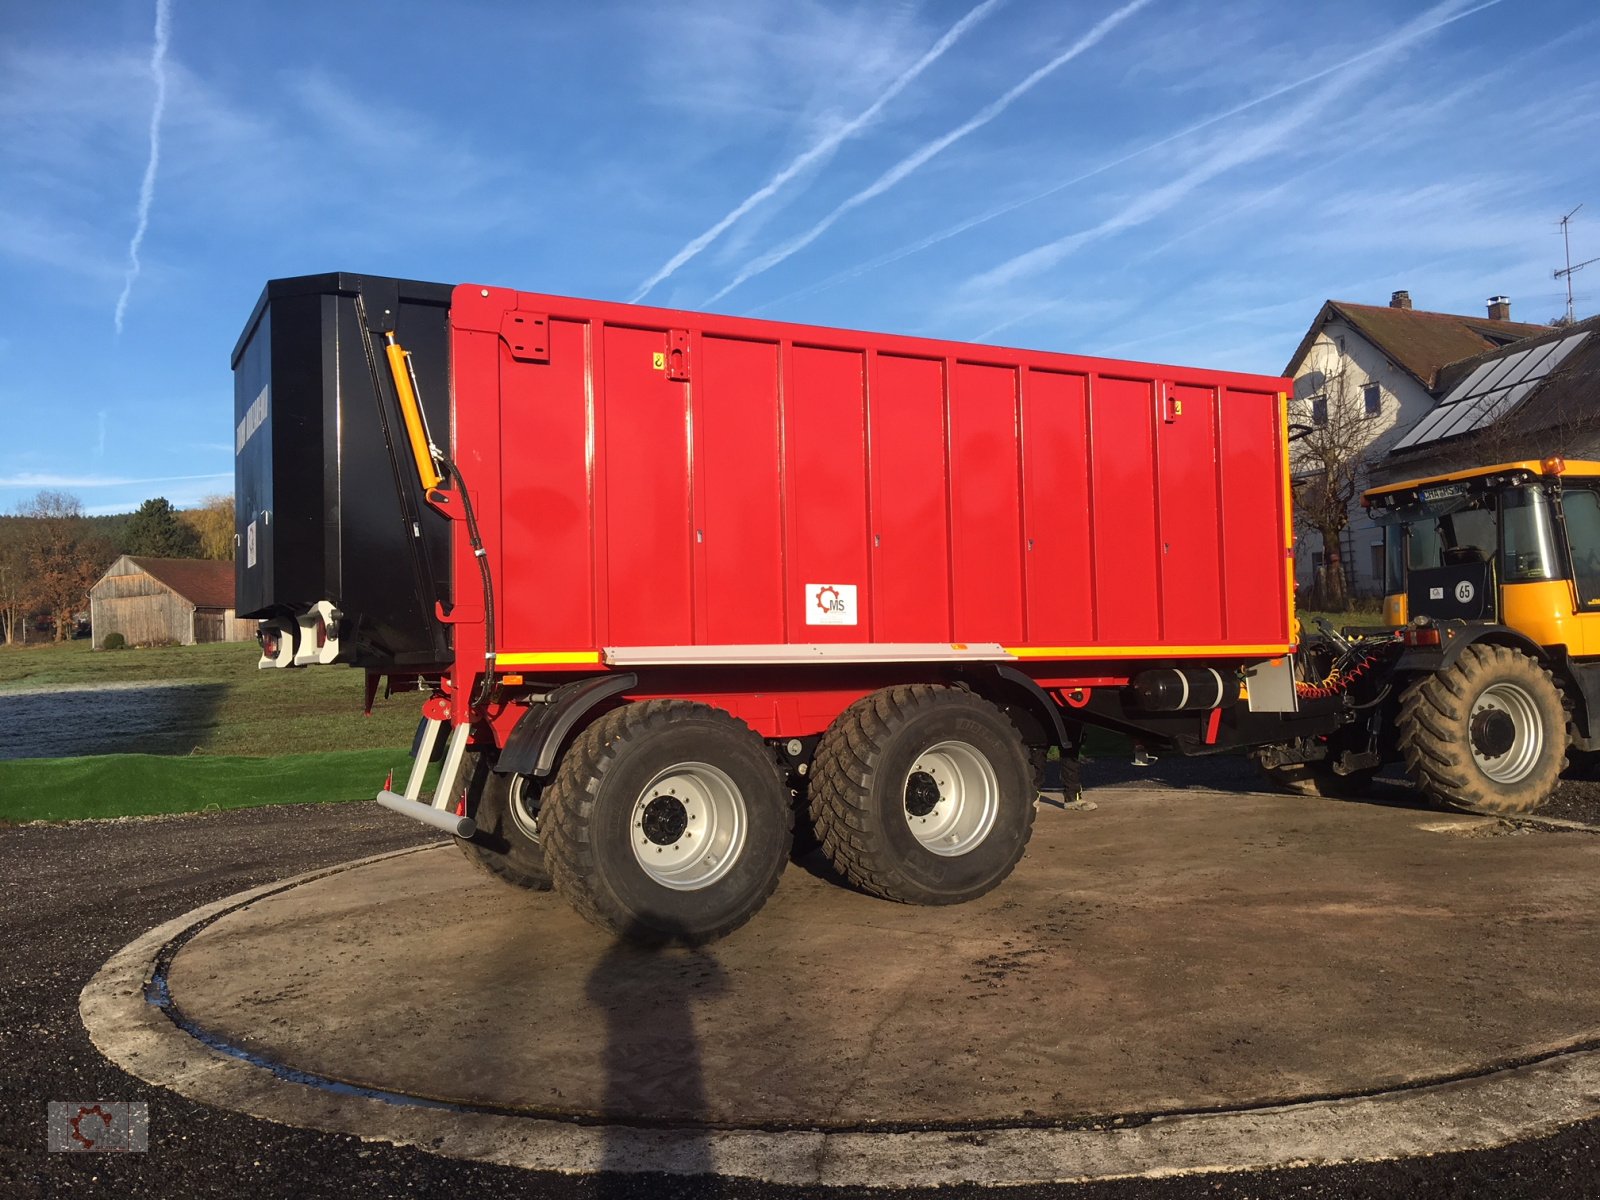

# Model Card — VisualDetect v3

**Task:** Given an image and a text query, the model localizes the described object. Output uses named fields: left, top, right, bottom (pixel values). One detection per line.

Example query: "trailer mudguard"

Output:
left=960, top=664, right=1076, bottom=755
left=1394, top=623, right=1545, bottom=674
left=494, top=673, right=639, bottom=778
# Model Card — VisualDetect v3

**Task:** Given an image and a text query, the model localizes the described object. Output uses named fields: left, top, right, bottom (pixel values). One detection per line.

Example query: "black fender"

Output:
left=958, top=664, right=1077, bottom=756
left=1394, top=623, right=1545, bottom=675
left=494, top=672, right=638, bottom=778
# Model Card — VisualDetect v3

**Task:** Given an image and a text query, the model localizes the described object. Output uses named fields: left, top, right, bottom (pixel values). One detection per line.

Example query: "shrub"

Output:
left=101, top=632, right=126, bottom=651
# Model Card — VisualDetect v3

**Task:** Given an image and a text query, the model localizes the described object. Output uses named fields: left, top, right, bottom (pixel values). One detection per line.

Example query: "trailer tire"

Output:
left=456, top=753, right=552, bottom=891
left=809, top=685, right=1035, bottom=905
left=540, top=700, right=791, bottom=945
left=1398, top=644, right=1566, bottom=814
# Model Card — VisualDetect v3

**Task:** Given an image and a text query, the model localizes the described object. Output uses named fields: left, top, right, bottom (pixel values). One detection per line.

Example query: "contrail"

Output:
left=968, top=0, right=1498, bottom=308
left=966, top=0, right=1497, bottom=343
left=704, top=0, right=1154, bottom=305
left=747, top=0, right=1503, bottom=316
left=114, top=0, right=173, bottom=336
left=629, top=0, right=1003, bottom=304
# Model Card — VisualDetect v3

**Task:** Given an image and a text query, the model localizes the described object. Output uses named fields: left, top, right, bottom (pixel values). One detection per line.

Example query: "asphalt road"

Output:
left=2, top=772, right=1598, bottom=1200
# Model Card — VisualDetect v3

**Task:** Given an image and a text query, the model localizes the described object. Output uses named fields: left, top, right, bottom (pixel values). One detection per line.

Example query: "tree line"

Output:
left=0, top=492, right=235, bottom=644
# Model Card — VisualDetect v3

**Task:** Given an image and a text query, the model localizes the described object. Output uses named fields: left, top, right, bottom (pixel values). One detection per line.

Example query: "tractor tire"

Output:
left=1254, top=756, right=1376, bottom=799
left=808, top=685, right=1036, bottom=906
left=1397, top=644, right=1567, bottom=814
left=455, top=753, right=553, bottom=891
left=540, top=700, right=791, bottom=945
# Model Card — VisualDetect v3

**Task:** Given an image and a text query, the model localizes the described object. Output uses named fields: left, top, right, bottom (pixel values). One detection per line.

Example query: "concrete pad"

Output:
left=83, top=789, right=1600, bottom=1183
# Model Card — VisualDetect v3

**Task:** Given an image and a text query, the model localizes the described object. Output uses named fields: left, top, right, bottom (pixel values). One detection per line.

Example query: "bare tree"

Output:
left=1289, top=362, right=1382, bottom=611
left=18, top=491, right=114, bottom=642
left=0, top=525, right=26, bottom=645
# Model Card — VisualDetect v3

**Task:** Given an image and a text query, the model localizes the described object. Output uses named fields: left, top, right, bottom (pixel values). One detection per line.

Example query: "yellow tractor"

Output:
left=1262, top=458, right=1600, bottom=811
left=1368, top=457, right=1600, bottom=809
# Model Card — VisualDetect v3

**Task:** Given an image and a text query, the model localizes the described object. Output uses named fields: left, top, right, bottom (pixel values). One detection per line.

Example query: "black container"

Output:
left=232, top=273, right=455, bottom=669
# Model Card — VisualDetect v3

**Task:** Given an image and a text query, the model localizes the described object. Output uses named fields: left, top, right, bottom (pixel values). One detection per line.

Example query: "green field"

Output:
left=0, top=640, right=428, bottom=822
left=0, top=750, right=432, bottom=824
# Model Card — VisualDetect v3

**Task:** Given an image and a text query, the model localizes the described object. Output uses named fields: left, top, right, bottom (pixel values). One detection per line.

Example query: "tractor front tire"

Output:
left=1398, top=644, right=1566, bottom=814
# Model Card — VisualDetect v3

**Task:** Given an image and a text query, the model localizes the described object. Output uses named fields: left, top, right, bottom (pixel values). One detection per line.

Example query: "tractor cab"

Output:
left=1366, top=458, right=1600, bottom=655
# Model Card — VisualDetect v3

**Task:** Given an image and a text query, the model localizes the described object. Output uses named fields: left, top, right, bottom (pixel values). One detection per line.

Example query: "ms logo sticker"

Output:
left=805, top=583, right=857, bottom=626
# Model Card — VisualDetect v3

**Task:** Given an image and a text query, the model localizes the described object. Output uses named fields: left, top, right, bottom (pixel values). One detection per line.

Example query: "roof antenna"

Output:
left=1555, top=205, right=1598, bottom=323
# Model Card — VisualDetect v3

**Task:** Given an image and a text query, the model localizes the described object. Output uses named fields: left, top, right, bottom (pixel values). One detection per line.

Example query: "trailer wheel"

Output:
left=809, top=685, right=1035, bottom=905
left=1398, top=644, right=1567, bottom=813
left=455, top=753, right=552, bottom=891
left=540, top=701, right=791, bottom=944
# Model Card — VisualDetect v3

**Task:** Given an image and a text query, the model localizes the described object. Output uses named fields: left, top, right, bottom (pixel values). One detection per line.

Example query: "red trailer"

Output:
left=237, top=274, right=1343, bottom=944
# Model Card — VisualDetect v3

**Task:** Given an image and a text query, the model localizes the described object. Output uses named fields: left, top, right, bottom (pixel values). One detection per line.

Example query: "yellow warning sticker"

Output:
left=652, top=352, right=666, bottom=370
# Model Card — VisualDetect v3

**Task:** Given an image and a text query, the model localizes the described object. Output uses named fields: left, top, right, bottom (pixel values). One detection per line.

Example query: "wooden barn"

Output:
left=90, top=556, right=255, bottom=648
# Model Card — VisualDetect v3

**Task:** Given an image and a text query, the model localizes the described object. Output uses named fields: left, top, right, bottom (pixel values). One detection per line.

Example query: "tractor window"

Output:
left=1383, top=526, right=1407, bottom=594
left=1406, top=518, right=1442, bottom=571
left=1564, top=489, right=1600, bottom=607
left=1500, top=487, right=1561, bottom=582
left=1440, top=506, right=1496, bottom=565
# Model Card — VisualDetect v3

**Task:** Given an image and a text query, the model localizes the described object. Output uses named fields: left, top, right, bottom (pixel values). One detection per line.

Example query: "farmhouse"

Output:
left=90, top=556, right=254, bottom=648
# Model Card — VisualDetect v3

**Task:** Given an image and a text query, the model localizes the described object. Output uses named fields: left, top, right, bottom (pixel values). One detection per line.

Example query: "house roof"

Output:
left=1386, top=314, right=1600, bottom=459
left=121, top=556, right=236, bottom=609
left=1283, top=300, right=1550, bottom=392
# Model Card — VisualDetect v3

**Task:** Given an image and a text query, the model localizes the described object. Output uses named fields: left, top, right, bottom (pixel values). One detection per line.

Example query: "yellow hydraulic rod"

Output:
left=384, top=333, right=445, bottom=492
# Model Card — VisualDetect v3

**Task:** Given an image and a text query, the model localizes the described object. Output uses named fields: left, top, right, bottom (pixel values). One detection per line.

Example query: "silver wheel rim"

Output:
left=1471, top=681, right=1544, bottom=783
left=902, top=740, right=999, bottom=857
left=630, top=762, right=746, bottom=890
left=508, top=776, right=541, bottom=842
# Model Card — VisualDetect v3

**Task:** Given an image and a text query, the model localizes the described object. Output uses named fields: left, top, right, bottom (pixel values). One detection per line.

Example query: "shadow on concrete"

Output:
left=0, top=682, right=229, bottom=759
left=587, top=923, right=728, bottom=1195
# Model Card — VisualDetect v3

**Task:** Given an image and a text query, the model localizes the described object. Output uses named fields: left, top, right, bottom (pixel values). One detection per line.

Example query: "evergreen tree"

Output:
left=125, top=497, right=201, bottom=558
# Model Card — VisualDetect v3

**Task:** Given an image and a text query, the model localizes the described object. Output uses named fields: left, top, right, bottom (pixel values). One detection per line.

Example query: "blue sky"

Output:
left=2, top=0, right=1596, bottom=515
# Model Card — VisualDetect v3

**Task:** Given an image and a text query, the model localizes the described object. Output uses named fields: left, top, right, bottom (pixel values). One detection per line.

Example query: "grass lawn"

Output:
left=0, top=750, right=438, bottom=824
left=0, top=640, right=430, bottom=821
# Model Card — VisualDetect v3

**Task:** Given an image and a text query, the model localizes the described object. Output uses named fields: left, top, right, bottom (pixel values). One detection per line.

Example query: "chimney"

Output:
left=1390, top=290, right=1412, bottom=309
left=1487, top=295, right=1511, bottom=321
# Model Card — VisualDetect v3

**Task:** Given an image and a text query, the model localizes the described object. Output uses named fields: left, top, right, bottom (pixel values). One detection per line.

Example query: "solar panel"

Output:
left=1391, top=331, right=1589, bottom=450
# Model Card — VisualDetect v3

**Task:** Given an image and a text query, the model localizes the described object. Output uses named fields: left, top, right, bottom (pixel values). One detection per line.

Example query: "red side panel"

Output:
left=494, top=318, right=594, bottom=651
left=1157, top=382, right=1224, bottom=645
left=785, top=346, right=870, bottom=643
left=1020, top=369, right=1094, bottom=645
left=950, top=362, right=1025, bottom=643
left=602, top=325, right=693, bottom=646
left=697, top=335, right=784, bottom=645
left=1089, top=376, right=1160, bottom=644
left=869, top=353, right=951, bottom=641
left=1219, top=385, right=1290, bottom=640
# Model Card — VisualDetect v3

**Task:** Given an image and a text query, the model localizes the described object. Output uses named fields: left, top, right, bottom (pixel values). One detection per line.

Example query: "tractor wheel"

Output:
left=1397, top=644, right=1567, bottom=814
left=540, top=700, right=791, bottom=944
left=808, top=685, right=1036, bottom=905
left=456, top=753, right=553, bottom=891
